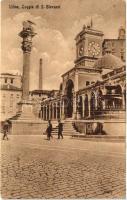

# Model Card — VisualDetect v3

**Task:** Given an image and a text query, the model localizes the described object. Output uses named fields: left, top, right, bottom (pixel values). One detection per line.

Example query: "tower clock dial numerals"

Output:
left=88, top=41, right=101, bottom=56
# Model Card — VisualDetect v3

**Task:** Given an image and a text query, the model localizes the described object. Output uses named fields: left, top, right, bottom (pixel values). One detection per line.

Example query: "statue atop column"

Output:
left=19, top=21, right=36, bottom=53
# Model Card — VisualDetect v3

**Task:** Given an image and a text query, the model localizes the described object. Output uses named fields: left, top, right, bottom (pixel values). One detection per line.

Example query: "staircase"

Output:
left=51, top=119, right=80, bottom=136
left=8, top=112, right=21, bottom=121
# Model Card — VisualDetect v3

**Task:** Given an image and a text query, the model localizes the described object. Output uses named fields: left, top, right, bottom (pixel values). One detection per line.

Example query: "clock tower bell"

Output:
left=75, top=25, right=104, bottom=68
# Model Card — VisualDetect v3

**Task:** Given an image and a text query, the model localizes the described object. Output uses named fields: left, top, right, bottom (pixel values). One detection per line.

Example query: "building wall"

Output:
left=0, top=73, right=22, bottom=121
left=0, top=90, right=22, bottom=120
left=102, top=39, right=125, bottom=62
left=78, top=72, right=101, bottom=90
left=0, top=74, right=22, bottom=88
left=74, top=120, right=125, bottom=136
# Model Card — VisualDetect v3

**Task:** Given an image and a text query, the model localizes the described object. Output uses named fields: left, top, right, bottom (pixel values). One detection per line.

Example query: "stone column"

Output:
left=56, top=102, right=58, bottom=119
left=19, top=21, right=36, bottom=101
left=72, top=92, right=77, bottom=119
left=122, top=88, right=125, bottom=110
left=122, top=94, right=125, bottom=109
left=22, top=53, right=30, bottom=100
left=82, top=95, right=85, bottom=119
left=41, top=106, right=43, bottom=119
left=88, top=96, right=91, bottom=118
left=76, top=95, right=81, bottom=119
left=102, top=100, right=106, bottom=110
left=49, top=104, right=51, bottom=120
left=74, top=71, right=78, bottom=92
left=52, top=103, right=54, bottom=119
left=45, top=106, right=48, bottom=121
left=43, top=106, right=45, bottom=119
left=60, top=101, right=62, bottom=119
left=61, top=99, right=65, bottom=120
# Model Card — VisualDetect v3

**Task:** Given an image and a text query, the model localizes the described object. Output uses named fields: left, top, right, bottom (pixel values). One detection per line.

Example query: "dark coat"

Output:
left=46, top=124, right=52, bottom=134
left=3, top=122, right=9, bottom=133
left=58, top=123, right=63, bottom=134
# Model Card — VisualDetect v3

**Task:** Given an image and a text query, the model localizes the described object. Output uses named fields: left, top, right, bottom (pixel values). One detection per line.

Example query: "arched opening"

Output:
left=44, top=106, right=46, bottom=120
left=57, top=102, right=60, bottom=119
left=77, top=96, right=83, bottom=118
left=59, top=83, right=63, bottom=91
left=54, top=103, right=56, bottom=119
left=65, top=79, right=74, bottom=118
left=90, top=92, right=96, bottom=117
left=114, top=85, right=122, bottom=109
left=97, top=88, right=103, bottom=111
left=84, top=94, right=89, bottom=118
left=47, top=105, right=49, bottom=120
left=106, top=84, right=123, bottom=109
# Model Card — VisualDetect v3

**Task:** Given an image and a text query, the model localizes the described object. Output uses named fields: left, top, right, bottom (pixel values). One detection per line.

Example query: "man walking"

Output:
left=46, top=120, right=53, bottom=140
left=3, top=120, right=9, bottom=140
left=58, top=119, right=63, bottom=139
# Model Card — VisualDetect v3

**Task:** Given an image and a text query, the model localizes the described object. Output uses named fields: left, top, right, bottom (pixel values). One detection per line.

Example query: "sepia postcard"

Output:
left=0, top=0, right=126, bottom=199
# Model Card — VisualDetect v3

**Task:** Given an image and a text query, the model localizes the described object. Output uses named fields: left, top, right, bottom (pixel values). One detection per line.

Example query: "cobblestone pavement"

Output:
left=1, top=135, right=126, bottom=199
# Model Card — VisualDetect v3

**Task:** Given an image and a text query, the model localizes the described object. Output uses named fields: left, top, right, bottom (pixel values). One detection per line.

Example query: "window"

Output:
left=11, top=78, right=13, bottom=84
left=91, top=81, right=95, bottom=85
left=10, top=95, right=13, bottom=111
left=1, top=106, right=5, bottom=113
left=5, top=78, right=7, bottom=83
left=86, top=81, right=90, bottom=86
left=121, top=52, right=124, bottom=61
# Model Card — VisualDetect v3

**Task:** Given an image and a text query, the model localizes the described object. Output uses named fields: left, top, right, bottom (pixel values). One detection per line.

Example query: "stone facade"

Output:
left=0, top=73, right=22, bottom=120
left=40, top=25, right=126, bottom=136
left=102, top=27, right=125, bottom=62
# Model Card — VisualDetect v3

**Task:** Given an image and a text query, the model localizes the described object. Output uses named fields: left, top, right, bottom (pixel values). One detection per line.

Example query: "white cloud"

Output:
left=1, top=12, right=74, bottom=90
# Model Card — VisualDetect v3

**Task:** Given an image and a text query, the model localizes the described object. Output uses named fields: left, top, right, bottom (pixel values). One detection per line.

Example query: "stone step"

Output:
left=72, top=134, right=125, bottom=142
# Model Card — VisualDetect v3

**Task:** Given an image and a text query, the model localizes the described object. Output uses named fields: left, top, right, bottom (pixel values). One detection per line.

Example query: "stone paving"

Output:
left=1, top=135, right=126, bottom=199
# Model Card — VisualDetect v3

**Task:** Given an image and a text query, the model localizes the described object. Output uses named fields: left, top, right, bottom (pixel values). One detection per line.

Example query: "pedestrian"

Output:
left=46, top=120, right=53, bottom=140
left=58, top=119, right=63, bottom=139
left=2, top=120, right=9, bottom=140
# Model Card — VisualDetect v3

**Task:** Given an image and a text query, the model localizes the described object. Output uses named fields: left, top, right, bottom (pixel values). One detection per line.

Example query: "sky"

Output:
left=1, top=0, right=126, bottom=90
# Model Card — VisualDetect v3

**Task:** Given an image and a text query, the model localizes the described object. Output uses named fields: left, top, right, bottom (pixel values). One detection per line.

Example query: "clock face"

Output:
left=78, top=45, right=84, bottom=57
left=88, top=41, right=101, bottom=57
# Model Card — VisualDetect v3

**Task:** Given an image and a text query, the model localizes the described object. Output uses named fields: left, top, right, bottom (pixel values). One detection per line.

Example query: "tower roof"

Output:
left=94, top=54, right=124, bottom=70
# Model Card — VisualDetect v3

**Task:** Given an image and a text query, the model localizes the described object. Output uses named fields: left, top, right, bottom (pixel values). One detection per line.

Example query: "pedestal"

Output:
left=11, top=100, right=47, bottom=135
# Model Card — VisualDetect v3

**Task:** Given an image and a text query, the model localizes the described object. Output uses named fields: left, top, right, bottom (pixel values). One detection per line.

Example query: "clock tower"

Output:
left=75, top=25, right=104, bottom=68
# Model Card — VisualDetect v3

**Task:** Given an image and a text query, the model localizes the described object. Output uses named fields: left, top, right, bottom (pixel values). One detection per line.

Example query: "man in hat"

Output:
left=3, top=120, right=9, bottom=140
left=58, top=119, right=63, bottom=139
left=46, top=120, right=53, bottom=140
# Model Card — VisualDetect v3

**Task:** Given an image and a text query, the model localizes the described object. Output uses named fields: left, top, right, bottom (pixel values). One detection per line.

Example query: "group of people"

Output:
left=46, top=120, right=63, bottom=140
left=1, top=119, right=64, bottom=141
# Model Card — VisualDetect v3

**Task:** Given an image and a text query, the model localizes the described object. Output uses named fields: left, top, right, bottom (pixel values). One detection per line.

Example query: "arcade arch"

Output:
left=64, top=79, right=74, bottom=118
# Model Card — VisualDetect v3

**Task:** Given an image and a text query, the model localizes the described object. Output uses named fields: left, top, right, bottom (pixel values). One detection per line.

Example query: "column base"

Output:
left=17, top=100, right=37, bottom=121
left=72, top=112, right=77, bottom=119
left=76, top=112, right=81, bottom=119
left=11, top=100, right=47, bottom=135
